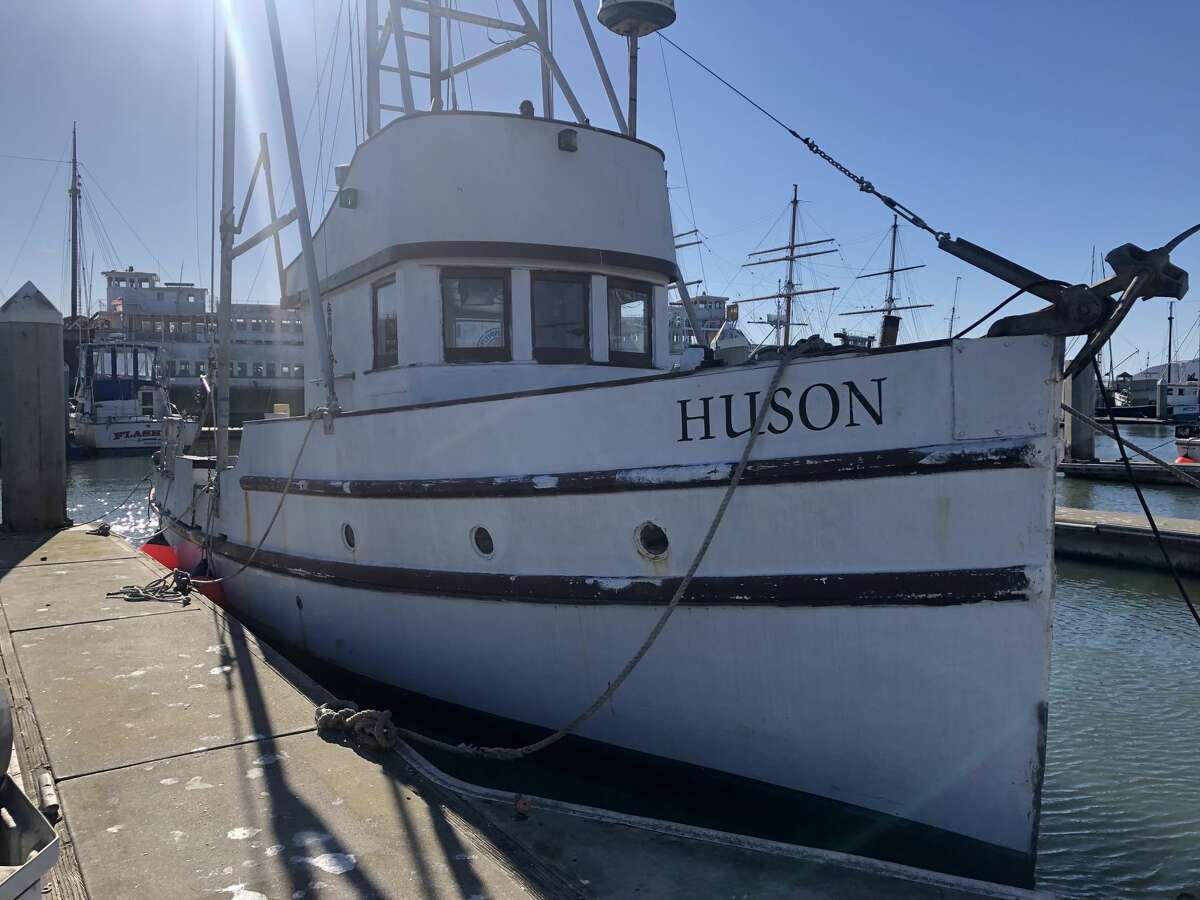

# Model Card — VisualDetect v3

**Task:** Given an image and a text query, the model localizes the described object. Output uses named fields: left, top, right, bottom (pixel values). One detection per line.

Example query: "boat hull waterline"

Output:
left=155, top=335, right=1059, bottom=887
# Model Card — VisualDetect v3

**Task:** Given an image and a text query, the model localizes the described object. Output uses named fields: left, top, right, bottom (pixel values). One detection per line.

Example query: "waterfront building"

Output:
left=89, top=267, right=305, bottom=421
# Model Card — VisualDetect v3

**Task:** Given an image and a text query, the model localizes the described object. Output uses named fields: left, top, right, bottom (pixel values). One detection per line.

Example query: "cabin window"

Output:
left=372, top=276, right=400, bottom=368
left=266, top=362, right=276, bottom=378
left=236, top=362, right=248, bottom=378
left=197, top=362, right=206, bottom=376
left=607, top=279, right=653, bottom=367
left=141, top=391, right=154, bottom=417
left=280, top=363, right=291, bottom=377
left=177, top=360, right=191, bottom=376
left=140, top=280, right=150, bottom=289
left=531, top=272, right=589, bottom=364
left=441, top=268, right=510, bottom=363
left=295, top=364, right=304, bottom=379
left=137, top=352, right=154, bottom=379
left=253, top=362, right=264, bottom=378
left=94, top=349, right=113, bottom=378
left=115, top=350, right=134, bottom=377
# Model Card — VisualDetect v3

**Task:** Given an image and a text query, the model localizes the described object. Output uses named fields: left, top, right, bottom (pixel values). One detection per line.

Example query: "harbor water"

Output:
left=3, top=429, right=1199, bottom=899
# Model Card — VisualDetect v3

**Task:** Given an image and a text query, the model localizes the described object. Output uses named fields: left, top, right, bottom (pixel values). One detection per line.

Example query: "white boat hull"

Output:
left=72, top=417, right=198, bottom=454
left=156, top=334, right=1060, bottom=886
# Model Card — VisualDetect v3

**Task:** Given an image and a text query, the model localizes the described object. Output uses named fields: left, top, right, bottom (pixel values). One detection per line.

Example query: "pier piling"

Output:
left=1063, top=367, right=1097, bottom=462
left=0, top=283, right=68, bottom=532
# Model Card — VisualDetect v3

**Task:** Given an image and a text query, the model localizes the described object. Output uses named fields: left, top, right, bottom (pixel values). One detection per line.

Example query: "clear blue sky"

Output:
left=2, top=1, right=1197, bottom=372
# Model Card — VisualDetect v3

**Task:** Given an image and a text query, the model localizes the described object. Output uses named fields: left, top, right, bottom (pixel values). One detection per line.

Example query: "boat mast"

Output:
left=947, top=275, right=960, bottom=338
left=215, top=18, right=236, bottom=474
left=1167, top=300, right=1175, bottom=383
left=69, top=123, right=80, bottom=322
left=264, top=0, right=338, bottom=414
left=880, top=214, right=900, bottom=346
left=837, top=216, right=928, bottom=345
left=783, top=185, right=799, bottom=347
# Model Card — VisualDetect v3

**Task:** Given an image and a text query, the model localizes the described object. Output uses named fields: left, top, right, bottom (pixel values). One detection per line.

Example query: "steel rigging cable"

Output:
left=1091, top=355, right=1200, bottom=632
left=659, top=34, right=947, bottom=242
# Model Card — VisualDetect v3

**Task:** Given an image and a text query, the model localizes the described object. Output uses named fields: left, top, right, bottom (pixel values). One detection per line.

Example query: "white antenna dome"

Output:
left=597, top=0, right=676, bottom=38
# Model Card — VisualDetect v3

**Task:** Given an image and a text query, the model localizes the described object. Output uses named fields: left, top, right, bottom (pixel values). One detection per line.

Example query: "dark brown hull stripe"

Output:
left=239, top=439, right=1037, bottom=500
left=165, top=518, right=1028, bottom=607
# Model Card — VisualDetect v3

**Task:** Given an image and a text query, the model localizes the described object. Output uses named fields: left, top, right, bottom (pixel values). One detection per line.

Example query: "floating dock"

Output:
left=0, top=527, right=1035, bottom=899
left=1056, top=506, right=1200, bottom=573
left=1058, top=459, right=1199, bottom=486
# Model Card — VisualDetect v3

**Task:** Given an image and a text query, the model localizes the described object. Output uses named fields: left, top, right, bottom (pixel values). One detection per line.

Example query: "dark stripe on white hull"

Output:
left=166, top=517, right=1027, bottom=607
left=239, top=439, right=1037, bottom=500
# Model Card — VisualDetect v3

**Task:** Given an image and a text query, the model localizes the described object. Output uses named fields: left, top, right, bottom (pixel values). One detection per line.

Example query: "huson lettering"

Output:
left=677, top=377, right=885, bottom=442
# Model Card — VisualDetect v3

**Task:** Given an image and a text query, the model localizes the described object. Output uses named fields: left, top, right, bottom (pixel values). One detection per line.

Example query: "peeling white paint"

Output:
left=245, top=768, right=263, bottom=780
left=184, top=776, right=213, bottom=791
left=113, top=669, right=146, bottom=679
left=209, top=665, right=233, bottom=675
left=227, top=827, right=262, bottom=841
left=264, top=844, right=284, bottom=857
left=160, top=778, right=179, bottom=785
left=253, top=752, right=288, bottom=766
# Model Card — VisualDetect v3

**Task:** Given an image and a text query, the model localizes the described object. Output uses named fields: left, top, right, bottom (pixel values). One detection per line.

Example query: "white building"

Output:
left=668, top=295, right=729, bottom=354
left=92, top=267, right=306, bottom=420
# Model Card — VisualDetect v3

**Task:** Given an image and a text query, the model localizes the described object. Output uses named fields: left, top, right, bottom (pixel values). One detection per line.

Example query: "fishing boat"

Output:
left=151, top=0, right=1194, bottom=888
left=70, top=340, right=199, bottom=455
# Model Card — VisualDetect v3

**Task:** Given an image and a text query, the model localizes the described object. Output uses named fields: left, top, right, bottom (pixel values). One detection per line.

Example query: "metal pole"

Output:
left=1167, top=300, right=1174, bottom=383
left=259, top=133, right=287, bottom=301
left=539, top=0, right=553, bottom=118
left=366, top=0, right=380, bottom=134
left=215, top=17, right=236, bottom=474
left=627, top=34, right=639, bottom=138
left=570, top=0, right=626, bottom=134
left=386, top=0, right=416, bottom=115
left=948, top=275, right=960, bottom=339
left=69, top=123, right=79, bottom=321
left=428, top=0, right=442, bottom=109
left=264, top=0, right=339, bottom=413
left=511, top=0, right=588, bottom=124
left=783, top=184, right=797, bottom=347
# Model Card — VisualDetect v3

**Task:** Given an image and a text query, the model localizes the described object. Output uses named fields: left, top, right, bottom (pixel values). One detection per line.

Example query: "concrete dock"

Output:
left=0, top=527, right=1038, bottom=899
left=1056, top=506, right=1200, bottom=574
left=1058, top=459, right=1199, bottom=486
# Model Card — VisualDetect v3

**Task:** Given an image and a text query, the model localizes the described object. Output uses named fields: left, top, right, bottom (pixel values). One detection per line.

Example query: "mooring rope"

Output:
left=317, top=349, right=797, bottom=761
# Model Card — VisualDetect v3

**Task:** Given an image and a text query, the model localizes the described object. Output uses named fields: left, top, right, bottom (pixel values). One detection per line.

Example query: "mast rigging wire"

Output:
left=659, top=38, right=706, bottom=292
left=1, top=135, right=70, bottom=297
left=1090, top=356, right=1200, bottom=632
left=658, top=34, right=946, bottom=242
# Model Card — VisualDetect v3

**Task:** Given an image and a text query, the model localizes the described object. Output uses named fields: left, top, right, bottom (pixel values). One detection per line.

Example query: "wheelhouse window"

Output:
left=607, top=279, right=653, bottom=368
left=532, top=272, right=589, bottom=364
left=441, top=268, right=510, bottom=363
left=372, top=276, right=400, bottom=368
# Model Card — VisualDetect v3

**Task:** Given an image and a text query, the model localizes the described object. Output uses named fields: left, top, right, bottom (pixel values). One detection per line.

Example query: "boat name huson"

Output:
left=677, top=376, right=886, bottom=442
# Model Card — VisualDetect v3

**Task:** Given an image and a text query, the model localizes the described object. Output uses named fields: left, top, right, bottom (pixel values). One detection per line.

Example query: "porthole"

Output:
left=636, top=521, right=669, bottom=559
left=341, top=523, right=356, bottom=551
left=471, top=525, right=495, bottom=558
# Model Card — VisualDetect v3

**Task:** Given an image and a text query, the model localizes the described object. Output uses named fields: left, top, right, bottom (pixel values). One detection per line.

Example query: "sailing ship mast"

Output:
left=838, top=214, right=930, bottom=347
left=69, top=123, right=80, bottom=322
left=740, top=184, right=837, bottom=346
